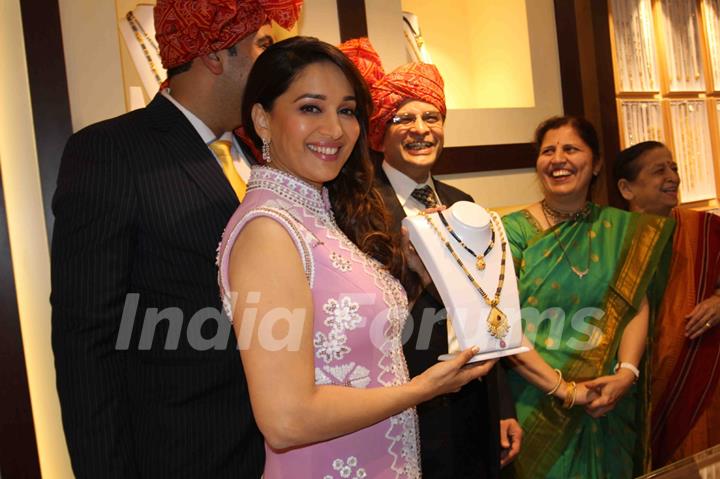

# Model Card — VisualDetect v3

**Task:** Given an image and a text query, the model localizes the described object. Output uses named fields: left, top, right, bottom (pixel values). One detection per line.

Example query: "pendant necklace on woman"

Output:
left=541, top=200, right=592, bottom=279
left=437, top=210, right=495, bottom=269
left=422, top=211, right=510, bottom=344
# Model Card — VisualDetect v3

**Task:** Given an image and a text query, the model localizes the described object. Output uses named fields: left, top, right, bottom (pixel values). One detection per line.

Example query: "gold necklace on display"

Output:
left=437, top=210, right=495, bottom=270
left=422, top=212, right=510, bottom=345
left=127, top=11, right=159, bottom=52
left=126, top=11, right=163, bottom=85
left=541, top=201, right=593, bottom=279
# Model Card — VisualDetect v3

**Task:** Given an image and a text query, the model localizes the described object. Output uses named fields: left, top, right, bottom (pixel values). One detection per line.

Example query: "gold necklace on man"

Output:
left=422, top=211, right=510, bottom=345
left=540, top=200, right=593, bottom=279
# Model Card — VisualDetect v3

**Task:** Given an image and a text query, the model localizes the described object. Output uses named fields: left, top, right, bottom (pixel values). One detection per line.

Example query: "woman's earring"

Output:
left=262, top=138, right=271, bottom=163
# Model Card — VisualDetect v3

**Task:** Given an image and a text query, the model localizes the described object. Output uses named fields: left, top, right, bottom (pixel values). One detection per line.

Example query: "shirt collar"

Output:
left=381, top=160, right=437, bottom=208
left=161, top=89, right=217, bottom=145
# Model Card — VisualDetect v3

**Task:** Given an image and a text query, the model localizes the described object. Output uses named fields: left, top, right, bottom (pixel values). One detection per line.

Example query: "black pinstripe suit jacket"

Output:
left=375, top=168, right=516, bottom=479
left=51, top=94, right=263, bottom=478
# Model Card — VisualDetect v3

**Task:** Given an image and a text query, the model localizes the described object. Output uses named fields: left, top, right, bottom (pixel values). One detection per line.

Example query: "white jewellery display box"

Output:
left=404, top=201, right=529, bottom=362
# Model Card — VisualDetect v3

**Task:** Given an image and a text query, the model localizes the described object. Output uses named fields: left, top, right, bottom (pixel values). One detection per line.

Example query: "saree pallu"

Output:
left=651, top=208, right=720, bottom=467
left=501, top=205, right=673, bottom=479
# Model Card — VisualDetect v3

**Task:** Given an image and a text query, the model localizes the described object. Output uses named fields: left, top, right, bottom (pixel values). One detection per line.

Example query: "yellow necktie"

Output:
left=209, top=140, right=246, bottom=201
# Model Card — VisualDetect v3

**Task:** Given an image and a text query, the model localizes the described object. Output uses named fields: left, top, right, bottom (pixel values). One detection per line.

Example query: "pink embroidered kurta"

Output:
left=217, top=166, right=421, bottom=479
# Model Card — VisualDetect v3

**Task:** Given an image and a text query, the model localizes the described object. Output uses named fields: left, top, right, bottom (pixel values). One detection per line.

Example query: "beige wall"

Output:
left=366, top=0, right=561, bottom=147
left=402, top=0, right=535, bottom=110
left=59, top=0, right=126, bottom=131
left=365, top=0, right=408, bottom=70
left=365, top=0, right=552, bottom=207
left=437, top=168, right=539, bottom=211
left=1, top=1, right=74, bottom=478
left=63, top=0, right=343, bottom=130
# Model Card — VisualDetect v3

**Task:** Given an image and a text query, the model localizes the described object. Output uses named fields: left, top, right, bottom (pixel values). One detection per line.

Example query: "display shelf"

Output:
left=702, top=0, right=720, bottom=90
left=618, top=100, right=665, bottom=147
left=669, top=99, right=717, bottom=202
left=610, top=0, right=720, bottom=204
left=610, top=0, right=660, bottom=92
left=658, top=0, right=706, bottom=92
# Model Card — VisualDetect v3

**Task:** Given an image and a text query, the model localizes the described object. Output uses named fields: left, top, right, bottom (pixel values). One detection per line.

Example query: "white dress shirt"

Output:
left=161, top=90, right=251, bottom=182
left=381, top=160, right=442, bottom=217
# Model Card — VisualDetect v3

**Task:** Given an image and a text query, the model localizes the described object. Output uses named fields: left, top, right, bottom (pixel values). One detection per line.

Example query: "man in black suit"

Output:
left=50, top=2, right=302, bottom=477
left=368, top=62, right=523, bottom=478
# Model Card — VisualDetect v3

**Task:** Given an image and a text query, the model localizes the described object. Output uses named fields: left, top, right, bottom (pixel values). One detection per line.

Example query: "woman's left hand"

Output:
left=582, top=369, right=636, bottom=418
left=685, top=294, right=720, bottom=340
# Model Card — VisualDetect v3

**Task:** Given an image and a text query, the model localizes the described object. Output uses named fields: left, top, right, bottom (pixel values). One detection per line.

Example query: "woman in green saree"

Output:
left=501, top=117, right=674, bottom=478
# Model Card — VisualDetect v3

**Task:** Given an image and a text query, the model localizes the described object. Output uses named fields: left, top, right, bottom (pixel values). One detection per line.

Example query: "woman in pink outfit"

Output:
left=217, top=37, right=494, bottom=478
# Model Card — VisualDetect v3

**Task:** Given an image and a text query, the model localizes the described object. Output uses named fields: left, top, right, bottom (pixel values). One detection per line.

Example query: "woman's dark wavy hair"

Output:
left=241, top=36, right=407, bottom=286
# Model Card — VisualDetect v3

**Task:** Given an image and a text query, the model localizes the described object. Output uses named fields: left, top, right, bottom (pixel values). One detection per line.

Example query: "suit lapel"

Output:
left=375, top=168, right=407, bottom=232
left=433, top=178, right=453, bottom=206
left=144, top=94, right=239, bottom=215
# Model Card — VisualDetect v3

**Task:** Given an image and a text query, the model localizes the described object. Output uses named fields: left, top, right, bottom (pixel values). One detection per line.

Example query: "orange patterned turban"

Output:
left=368, top=62, right=446, bottom=151
left=337, top=37, right=385, bottom=87
left=155, top=0, right=303, bottom=69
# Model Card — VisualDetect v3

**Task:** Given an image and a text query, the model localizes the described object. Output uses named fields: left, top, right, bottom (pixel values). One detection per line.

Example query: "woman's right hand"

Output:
left=410, top=346, right=498, bottom=401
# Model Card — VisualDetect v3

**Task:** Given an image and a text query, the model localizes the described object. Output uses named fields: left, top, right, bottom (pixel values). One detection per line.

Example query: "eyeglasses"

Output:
left=388, top=111, right=444, bottom=128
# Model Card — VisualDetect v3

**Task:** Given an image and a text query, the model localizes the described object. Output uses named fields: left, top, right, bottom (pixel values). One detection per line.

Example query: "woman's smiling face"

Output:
left=536, top=125, right=598, bottom=201
left=253, top=61, right=360, bottom=188
left=621, top=146, right=680, bottom=216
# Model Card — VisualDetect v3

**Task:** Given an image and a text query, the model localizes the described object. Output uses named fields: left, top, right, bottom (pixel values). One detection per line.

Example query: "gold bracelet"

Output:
left=546, top=368, right=563, bottom=396
left=562, top=381, right=577, bottom=409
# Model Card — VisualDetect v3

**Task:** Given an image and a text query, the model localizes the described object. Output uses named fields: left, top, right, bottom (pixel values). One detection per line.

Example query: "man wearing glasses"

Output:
left=368, top=60, right=523, bottom=479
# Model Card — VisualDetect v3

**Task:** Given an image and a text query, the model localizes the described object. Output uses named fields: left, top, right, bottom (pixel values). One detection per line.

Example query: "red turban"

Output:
left=337, top=37, right=385, bottom=87
left=368, top=62, right=446, bottom=151
left=155, top=0, right=303, bottom=70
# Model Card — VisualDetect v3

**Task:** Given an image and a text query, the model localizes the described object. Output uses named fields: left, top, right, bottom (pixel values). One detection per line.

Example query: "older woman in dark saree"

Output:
left=615, top=141, right=720, bottom=467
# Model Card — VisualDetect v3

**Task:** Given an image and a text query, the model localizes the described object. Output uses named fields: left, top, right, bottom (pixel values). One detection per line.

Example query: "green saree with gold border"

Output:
left=501, top=204, right=673, bottom=479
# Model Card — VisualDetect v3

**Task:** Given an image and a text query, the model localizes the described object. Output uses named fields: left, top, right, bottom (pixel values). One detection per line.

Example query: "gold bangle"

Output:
left=546, top=368, right=563, bottom=396
left=562, top=381, right=577, bottom=409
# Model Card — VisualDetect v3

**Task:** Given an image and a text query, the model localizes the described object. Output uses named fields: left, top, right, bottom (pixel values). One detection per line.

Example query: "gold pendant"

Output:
left=486, top=306, right=510, bottom=340
left=476, top=255, right=486, bottom=270
left=571, top=266, right=589, bottom=279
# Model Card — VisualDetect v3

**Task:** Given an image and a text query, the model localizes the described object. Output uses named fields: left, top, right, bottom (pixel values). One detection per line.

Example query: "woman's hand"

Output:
left=569, top=381, right=600, bottom=407
left=685, top=293, right=720, bottom=340
left=551, top=380, right=599, bottom=407
left=582, top=369, right=636, bottom=418
left=410, top=347, right=498, bottom=401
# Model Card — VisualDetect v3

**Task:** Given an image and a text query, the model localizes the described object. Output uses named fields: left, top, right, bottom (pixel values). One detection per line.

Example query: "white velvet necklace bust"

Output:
left=404, top=201, right=528, bottom=361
